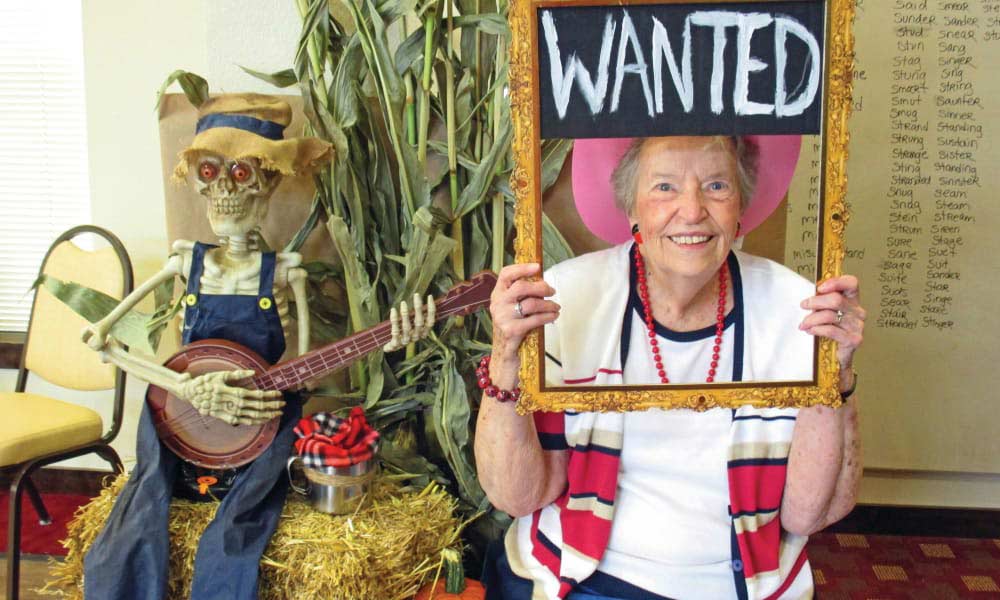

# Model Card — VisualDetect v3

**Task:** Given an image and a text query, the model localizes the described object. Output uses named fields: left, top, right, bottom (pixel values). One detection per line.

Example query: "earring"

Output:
left=736, top=222, right=742, bottom=236
left=631, top=224, right=643, bottom=245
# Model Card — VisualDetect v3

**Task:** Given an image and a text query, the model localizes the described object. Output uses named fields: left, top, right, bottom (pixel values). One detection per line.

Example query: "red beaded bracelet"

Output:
left=476, top=356, right=521, bottom=403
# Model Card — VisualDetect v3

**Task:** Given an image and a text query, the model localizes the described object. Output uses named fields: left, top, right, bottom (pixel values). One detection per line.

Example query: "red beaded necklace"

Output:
left=633, top=248, right=728, bottom=384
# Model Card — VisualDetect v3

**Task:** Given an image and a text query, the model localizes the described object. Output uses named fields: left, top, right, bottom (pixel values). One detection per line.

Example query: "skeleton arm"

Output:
left=79, top=255, right=201, bottom=399
left=288, top=266, right=310, bottom=355
left=81, top=252, right=283, bottom=426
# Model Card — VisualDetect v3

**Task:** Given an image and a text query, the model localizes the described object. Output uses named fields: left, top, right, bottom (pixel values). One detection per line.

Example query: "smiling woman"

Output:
left=477, top=129, right=864, bottom=600
left=619, top=137, right=746, bottom=284
left=474, top=1, right=863, bottom=597
left=542, top=134, right=817, bottom=390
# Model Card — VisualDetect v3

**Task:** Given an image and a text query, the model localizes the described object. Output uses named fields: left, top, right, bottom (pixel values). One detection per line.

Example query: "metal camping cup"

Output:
left=286, top=453, right=377, bottom=515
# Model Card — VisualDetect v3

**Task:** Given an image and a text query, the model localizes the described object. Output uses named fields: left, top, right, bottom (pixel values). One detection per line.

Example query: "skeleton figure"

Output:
left=79, top=95, right=433, bottom=600
left=82, top=155, right=308, bottom=424
left=83, top=106, right=433, bottom=425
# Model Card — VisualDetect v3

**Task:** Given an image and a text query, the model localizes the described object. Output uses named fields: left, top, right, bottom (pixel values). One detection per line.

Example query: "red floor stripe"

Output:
left=0, top=491, right=91, bottom=556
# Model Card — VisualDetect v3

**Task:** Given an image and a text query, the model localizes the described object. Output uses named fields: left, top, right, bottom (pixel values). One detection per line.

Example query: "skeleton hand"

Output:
left=179, top=369, right=285, bottom=426
left=81, top=322, right=112, bottom=352
left=383, top=294, right=435, bottom=352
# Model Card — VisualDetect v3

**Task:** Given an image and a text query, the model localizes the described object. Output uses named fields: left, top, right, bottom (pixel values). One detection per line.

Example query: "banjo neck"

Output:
left=243, top=271, right=497, bottom=392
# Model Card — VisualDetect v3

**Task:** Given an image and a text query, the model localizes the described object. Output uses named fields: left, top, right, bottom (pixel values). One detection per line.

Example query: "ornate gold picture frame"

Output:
left=509, top=0, right=855, bottom=412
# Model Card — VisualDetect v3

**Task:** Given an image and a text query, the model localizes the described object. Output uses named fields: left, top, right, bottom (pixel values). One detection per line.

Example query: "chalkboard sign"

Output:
left=537, top=1, right=826, bottom=139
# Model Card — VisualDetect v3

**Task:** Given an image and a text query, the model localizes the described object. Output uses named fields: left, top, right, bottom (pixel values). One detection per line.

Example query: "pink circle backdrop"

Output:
left=571, top=135, right=802, bottom=245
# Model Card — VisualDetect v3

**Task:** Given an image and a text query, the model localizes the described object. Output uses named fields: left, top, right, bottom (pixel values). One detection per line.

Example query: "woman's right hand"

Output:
left=489, top=263, right=560, bottom=382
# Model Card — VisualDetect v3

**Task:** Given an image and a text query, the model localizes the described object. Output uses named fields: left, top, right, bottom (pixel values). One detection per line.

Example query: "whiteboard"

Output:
left=785, top=0, right=1000, bottom=474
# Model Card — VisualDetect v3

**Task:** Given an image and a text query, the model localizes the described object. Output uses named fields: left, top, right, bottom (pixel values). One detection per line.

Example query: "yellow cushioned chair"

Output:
left=2, top=225, right=132, bottom=600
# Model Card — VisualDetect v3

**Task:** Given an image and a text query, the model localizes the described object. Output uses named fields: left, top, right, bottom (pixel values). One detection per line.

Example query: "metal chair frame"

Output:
left=5, top=225, right=133, bottom=600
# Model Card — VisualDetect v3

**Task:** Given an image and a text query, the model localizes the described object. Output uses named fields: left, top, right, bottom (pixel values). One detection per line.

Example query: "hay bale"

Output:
left=43, top=473, right=463, bottom=600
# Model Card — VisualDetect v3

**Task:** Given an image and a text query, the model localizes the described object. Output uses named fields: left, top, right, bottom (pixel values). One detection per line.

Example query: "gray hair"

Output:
left=610, top=136, right=760, bottom=217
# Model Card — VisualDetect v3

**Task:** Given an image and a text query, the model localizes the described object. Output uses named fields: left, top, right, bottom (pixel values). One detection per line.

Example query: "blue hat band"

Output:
left=195, top=113, right=285, bottom=140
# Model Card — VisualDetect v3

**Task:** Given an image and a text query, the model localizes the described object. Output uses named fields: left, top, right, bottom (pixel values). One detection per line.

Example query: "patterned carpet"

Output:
left=809, top=533, right=1000, bottom=598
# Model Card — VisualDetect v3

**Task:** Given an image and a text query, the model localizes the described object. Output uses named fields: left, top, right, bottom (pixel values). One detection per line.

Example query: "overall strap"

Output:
left=185, top=242, right=216, bottom=296
left=257, top=251, right=278, bottom=298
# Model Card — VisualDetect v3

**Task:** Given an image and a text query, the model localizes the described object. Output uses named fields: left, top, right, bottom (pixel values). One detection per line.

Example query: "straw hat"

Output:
left=174, top=93, right=333, bottom=180
left=571, top=136, right=802, bottom=245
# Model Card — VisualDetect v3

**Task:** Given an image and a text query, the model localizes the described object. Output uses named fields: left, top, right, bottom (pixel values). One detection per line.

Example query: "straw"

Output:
left=41, top=473, right=463, bottom=600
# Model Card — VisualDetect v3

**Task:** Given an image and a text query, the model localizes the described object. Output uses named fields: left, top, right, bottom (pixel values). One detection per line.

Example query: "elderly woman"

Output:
left=476, top=136, right=863, bottom=600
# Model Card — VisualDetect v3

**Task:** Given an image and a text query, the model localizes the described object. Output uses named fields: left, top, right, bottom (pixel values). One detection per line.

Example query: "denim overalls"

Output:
left=84, top=242, right=302, bottom=600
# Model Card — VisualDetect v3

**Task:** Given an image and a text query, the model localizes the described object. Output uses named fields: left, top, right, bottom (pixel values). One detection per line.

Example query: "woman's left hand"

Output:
left=799, top=275, right=866, bottom=377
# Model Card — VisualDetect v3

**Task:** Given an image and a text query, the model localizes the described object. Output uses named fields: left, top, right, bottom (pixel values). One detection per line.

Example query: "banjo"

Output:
left=147, top=271, right=497, bottom=469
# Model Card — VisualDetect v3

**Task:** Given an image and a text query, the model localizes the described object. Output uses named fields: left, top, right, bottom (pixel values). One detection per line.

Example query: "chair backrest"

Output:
left=17, top=225, right=134, bottom=441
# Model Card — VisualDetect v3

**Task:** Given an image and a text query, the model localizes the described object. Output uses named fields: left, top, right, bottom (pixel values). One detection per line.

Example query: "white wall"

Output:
left=83, top=0, right=301, bottom=269
left=0, top=0, right=302, bottom=470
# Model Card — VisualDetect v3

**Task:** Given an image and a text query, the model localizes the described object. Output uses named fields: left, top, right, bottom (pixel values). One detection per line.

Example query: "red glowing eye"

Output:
left=198, top=161, right=219, bottom=182
left=230, top=162, right=253, bottom=183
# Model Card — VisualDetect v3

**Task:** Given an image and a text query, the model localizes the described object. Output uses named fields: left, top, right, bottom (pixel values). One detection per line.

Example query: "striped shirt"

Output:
left=504, top=244, right=815, bottom=599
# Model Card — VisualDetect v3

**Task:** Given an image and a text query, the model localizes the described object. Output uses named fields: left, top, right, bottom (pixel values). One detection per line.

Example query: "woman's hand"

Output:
left=799, top=275, right=866, bottom=388
left=478, top=263, right=567, bottom=516
left=489, top=263, right=560, bottom=379
left=787, top=275, right=865, bottom=533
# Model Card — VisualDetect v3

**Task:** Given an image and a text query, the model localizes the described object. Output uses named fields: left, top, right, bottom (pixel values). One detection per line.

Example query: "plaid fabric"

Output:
left=293, top=407, right=379, bottom=468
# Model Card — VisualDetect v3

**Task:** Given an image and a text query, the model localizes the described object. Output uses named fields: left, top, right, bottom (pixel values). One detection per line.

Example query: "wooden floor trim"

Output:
left=1, top=467, right=109, bottom=497
left=823, top=504, right=1000, bottom=539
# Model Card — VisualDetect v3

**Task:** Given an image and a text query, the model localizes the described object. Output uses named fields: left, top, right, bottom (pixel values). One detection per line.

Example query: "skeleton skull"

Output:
left=192, top=153, right=282, bottom=237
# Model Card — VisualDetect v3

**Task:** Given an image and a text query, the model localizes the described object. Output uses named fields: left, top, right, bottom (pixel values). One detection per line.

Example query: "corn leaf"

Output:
left=398, top=207, right=456, bottom=304
left=331, top=39, right=364, bottom=129
left=430, top=349, right=485, bottom=507
left=394, top=28, right=426, bottom=75
left=348, top=0, right=429, bottom=215
left=239, top=66, right=298, bottom=88
left=542, top=213, right=575, bottom=266
left=147, top=277, right=179, bottom=351
left=374, top=0, right=418, bottom=24
left=327, top=216, right=379, bottom=329
left=541, top=138, right=574, bottom=192
left=379, top=437, right=451, bottom=486
left=453, top=124, right=511, bottom=218
left=453, top=14, right=508, bottom=36
left=155, top=70, right=209, bottom=110
left=36, top=275, right=156, bottom=356
left=284, top=195, right=324, bottom=253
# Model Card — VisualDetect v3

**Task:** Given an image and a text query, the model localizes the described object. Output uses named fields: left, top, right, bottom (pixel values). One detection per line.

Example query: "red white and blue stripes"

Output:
left=502, top=243, right=817, bottom=598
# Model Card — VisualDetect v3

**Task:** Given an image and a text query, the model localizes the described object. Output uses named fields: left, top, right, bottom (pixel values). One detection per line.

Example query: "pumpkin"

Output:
left=413, top=577, right=486, bottom=600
